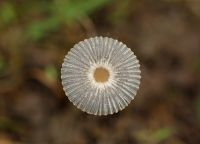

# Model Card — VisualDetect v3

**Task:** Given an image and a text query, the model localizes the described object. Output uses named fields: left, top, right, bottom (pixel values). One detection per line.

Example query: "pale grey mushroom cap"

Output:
left=61, top=36, right=141, bottom=116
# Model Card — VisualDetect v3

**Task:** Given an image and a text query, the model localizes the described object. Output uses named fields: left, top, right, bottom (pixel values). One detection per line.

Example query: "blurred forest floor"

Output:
left=0, top=0, right=200, bottom=144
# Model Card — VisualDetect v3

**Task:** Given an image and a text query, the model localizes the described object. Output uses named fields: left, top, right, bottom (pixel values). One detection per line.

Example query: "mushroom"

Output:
left=61, top=36, right=141, bottom=116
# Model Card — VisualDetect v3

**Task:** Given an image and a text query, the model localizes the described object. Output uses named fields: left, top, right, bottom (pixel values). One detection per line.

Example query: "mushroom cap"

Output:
left=61, top=36, right=141, bottom=116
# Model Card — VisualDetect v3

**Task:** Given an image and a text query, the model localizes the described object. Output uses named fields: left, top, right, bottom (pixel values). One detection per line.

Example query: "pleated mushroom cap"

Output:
left=61, top=37, right=141, bottom=116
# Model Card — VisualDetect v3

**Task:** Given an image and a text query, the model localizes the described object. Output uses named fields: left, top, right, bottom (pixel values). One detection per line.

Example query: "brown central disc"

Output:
left=94, top=67, right=109, bottom=83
